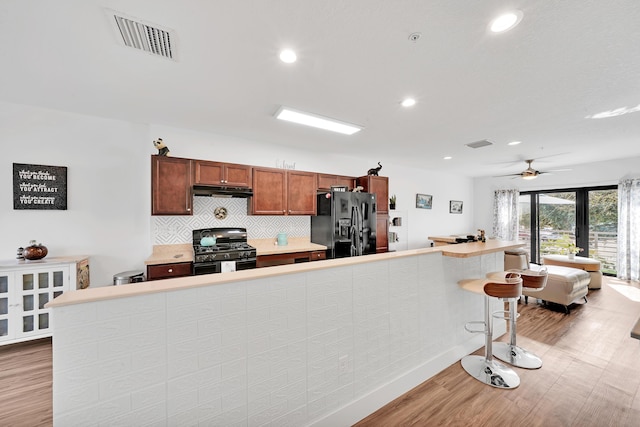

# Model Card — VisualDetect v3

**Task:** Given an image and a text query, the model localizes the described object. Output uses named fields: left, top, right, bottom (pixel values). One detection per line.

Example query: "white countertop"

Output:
left=0, top=255, right=89, bottom=270
left=48, top=240, right=524, bottom=308
left=248, top=237, right=327, bottom=256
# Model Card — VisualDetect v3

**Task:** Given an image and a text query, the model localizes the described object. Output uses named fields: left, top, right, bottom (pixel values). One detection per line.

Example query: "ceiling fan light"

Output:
left=522, top=175, right=537, bottom=180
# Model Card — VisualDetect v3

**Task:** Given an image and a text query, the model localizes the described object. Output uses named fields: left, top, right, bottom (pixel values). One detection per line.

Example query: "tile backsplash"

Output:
left=152, top=196, right=310, bottom=245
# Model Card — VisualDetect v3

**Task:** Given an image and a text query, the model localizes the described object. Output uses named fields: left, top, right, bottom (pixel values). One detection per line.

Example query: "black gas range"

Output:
left=192, top=227, right=257, bottom=275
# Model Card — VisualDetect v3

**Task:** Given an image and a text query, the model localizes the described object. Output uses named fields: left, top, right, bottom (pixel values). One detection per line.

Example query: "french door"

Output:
left=519, top=185, right=617, bottom=275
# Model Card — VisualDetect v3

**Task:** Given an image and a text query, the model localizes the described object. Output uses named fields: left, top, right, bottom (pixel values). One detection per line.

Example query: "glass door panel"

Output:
left=518, top=194, right=532, bottom=261
left=589, top=189, right=618, bottom=275
left=538, top=192, right=577, bottom=257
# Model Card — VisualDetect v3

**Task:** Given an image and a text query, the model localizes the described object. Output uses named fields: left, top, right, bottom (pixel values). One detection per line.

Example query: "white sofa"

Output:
left=505, top=249, right=590, bottom=313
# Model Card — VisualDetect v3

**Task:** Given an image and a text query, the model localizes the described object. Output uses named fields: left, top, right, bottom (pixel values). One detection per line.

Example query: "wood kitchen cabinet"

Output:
left=356, top=175, right=389, bottom=213
left=376, top=215, right=389, bottom=253
left=151, top=155, right=193, bottom=215
left=146, top=262, right=193, bottom=281
left=317, top=174, right=356, bottom=191
left=249, top=168, right=317, bottom=215
left=193, top=160, right=251, bottom=187
left=357, top=175, right=389, bottom=253
left=256, top=250, right=326, bottom=268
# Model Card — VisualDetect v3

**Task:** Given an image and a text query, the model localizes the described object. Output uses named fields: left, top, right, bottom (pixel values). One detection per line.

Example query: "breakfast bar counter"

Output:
left=47, top=240, right=522, bottom=426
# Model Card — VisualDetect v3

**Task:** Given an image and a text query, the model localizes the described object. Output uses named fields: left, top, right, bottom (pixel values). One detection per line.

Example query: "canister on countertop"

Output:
left=113, top=270, right=145, bottom=285
left=277, top=233, right=288, bottom=246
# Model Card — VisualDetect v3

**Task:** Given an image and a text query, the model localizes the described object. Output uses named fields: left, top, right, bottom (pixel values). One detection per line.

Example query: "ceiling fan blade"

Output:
left=492, top=173, right=524, bottom=178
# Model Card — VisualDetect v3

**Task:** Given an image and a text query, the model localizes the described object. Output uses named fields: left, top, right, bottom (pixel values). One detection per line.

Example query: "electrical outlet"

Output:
left=339, top=355, right=349, bottom=373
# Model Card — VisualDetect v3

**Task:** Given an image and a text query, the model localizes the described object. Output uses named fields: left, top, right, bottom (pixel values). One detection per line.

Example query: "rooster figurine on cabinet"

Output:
left=153, top=138, right=170, bottom=156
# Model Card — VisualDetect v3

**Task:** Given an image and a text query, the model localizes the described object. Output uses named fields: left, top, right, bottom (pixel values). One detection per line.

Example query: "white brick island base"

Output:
left=49, top=243, right=515, bottom=426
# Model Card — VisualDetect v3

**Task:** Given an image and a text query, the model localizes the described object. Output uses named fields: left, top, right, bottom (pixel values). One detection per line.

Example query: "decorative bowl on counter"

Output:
left=23, top=240, right=48, bottom=260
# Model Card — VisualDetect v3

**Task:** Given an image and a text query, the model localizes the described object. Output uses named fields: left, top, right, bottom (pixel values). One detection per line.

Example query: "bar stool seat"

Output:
left=458, top=273, right=522, bottom=389
left=487, top=269, right=548, bottom=369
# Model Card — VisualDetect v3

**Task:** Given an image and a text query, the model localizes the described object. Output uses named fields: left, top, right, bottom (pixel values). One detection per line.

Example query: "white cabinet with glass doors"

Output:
left=0, top=262, right=79, bottom=345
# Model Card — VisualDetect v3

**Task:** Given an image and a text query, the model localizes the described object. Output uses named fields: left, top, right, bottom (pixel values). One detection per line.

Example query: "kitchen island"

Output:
left=47, top=240, right=523, bottom=426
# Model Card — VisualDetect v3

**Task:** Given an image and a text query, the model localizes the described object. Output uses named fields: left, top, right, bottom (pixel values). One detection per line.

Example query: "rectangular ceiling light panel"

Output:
left=275, top=107, right=362, bottom=135
left=111, top=12, right=175, bottom=60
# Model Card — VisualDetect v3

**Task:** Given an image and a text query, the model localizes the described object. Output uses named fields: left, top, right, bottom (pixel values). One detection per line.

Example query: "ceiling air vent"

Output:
left=111, top=12, right=175, bottom=60
left=465, top=139, right=494, bottom=149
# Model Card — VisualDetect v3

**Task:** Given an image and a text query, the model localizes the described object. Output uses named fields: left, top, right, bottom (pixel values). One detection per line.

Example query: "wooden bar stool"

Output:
left=488, top=269, right=548, bottom=369
left=458, top=273, right=522, bottom=389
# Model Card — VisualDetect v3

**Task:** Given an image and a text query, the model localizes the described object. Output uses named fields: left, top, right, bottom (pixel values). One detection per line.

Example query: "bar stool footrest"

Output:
left=464, top=320, right=486, bottom=334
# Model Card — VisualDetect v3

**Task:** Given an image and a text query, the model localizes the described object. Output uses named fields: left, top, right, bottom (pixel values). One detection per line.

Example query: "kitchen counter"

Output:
left=144, top=243, right=194, bottom=265
left=47, top=239, right=522, bottom=426
left=48, top=240, right=522, bottom=307
left=439, top=239, right=523, bottom=258
left=249, top=237, right=327, bottom=256
left=428, top=234, right=478, bottom=245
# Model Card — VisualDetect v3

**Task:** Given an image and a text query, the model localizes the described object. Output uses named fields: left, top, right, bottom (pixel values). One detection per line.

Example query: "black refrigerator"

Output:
left=311, top=191, right=377, bottom=258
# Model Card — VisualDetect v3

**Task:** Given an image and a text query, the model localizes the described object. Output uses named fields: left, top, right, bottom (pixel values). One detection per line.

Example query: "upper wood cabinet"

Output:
left=356, top=175, right=389, bottom=214
left=250, top=168, right=287, bottom=215
left=193, top=160, right=252, bottom=187
left=287, top=170, right=317, bottom=215
left=151, top=156, right=193, bottom=215
left=250, top=168, right=317, bottom=215
left=317, top=174, right=356, bottom=191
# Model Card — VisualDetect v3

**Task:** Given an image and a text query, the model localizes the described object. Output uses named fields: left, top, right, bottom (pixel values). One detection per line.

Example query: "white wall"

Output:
left=473, top=156, right=640, bottom=234
left=1, top=102, right=475, bottom=286
left=1, top=101, right=150, bottom=287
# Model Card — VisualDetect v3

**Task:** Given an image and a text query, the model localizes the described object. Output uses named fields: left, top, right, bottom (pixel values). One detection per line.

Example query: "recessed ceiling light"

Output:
left=279, top=49, right=297, bottom=63
left=274, top=106, right=362, bottom=135
left=490, top=10, right=523, bottom=33
left=401, top=98, right=416, bottom=107
left=508, top=141, right=522, bottom=146
left=444, top=156, right=452, bottom=160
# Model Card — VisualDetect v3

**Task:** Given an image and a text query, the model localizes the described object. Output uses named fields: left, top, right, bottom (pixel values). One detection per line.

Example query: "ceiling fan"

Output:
left=496, top=159, right=571, bottom=180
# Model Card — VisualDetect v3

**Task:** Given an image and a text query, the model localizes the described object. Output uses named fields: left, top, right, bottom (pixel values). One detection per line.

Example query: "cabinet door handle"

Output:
left=168, top=268, right=173, bottom=273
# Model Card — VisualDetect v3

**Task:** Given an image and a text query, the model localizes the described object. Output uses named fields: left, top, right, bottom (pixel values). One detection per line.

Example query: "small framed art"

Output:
left=416, top=193, right=433, bottom=209
left=449, top=200, right=463, bottom=214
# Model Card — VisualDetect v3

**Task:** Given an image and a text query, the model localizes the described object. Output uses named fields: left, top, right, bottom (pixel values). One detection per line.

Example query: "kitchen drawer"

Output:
left=309, top=251, right=326, bottom=261
left=147, top=262, right=193, bottom=281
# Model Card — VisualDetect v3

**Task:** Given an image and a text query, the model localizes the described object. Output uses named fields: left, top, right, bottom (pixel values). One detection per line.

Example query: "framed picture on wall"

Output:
left=416, top=193, right=433, bottom=209
left=449, top=200, right=463, bottom=214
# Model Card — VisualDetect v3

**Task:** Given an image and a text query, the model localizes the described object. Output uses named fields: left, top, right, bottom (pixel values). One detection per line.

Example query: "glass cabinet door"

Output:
left=0, top=274, right=12, bottom=342
left=17, top=267, right=68, bottom=338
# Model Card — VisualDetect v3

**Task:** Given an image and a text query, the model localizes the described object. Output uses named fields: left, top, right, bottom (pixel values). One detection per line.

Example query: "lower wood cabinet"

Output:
left=256, top=251, right=326, bottom=268
left=376, top=214, right=389, bottom=253
left=146, top=262, right=193, bottom=281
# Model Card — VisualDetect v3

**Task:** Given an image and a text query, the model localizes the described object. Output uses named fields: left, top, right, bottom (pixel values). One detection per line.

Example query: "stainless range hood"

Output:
left=192, top=185, right=253, bottom=198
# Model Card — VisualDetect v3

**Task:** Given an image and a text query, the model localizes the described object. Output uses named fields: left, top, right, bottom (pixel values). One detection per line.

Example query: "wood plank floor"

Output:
left=1, top=277, right=639, bottom=426
left=356, top=276, right=640, bottom=426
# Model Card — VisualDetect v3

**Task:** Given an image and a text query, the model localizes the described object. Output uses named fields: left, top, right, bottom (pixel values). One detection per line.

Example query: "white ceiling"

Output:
left=2, top=0, right=639, bottom=178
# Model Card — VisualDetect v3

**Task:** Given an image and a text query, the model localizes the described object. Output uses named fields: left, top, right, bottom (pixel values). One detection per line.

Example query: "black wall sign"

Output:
left=13, top=163, right=68, bottom=210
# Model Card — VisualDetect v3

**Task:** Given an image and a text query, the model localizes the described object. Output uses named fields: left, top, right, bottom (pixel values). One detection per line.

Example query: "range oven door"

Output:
left=193, top=258, right=257, bottom=276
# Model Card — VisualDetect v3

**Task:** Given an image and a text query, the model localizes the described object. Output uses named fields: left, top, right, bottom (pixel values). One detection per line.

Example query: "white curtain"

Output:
left=493, top=189, right=519, bottom=241
left=618, top=178, right=640, bottom=280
